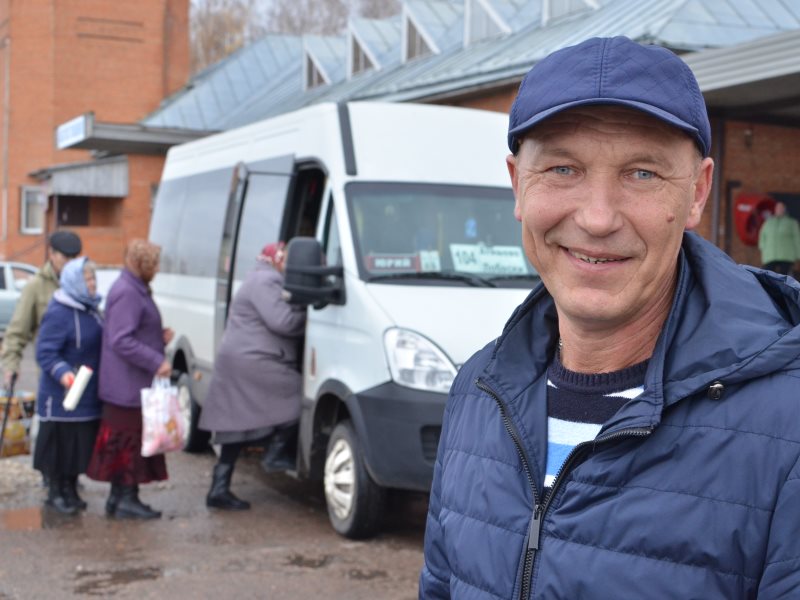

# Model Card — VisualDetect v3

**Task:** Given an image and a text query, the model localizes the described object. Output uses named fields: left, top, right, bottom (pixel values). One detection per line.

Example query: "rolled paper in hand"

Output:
left=62, top=365, right=93, bottom=411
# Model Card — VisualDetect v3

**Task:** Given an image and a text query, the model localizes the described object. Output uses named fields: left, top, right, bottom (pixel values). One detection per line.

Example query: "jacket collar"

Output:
left=121, top=268, right=151, bottom=296
left=54, top=288, right=87, bottom=311
left=41, top=260, right=59, bottom=283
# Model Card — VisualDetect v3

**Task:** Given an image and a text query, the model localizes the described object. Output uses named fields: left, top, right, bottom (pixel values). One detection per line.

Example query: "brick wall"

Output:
left=718, top=120, right=800, bottom=267
left=0, top=0, right=188, bottom=266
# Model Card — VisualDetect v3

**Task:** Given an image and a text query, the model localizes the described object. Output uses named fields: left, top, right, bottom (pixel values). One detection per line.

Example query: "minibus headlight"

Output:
left=383, top=328, right=457, bottom=393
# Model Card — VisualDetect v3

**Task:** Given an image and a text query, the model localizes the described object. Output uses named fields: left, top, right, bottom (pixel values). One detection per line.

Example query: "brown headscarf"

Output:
left=125, top=239, right=161, bottom=284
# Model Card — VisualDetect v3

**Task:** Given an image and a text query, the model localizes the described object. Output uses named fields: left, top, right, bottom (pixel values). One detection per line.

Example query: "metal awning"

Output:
left=55, top=113, right=212, bottom=155
left=684, top=29, right=800, bottom=125
left=30, top=156, right=129, bottom=197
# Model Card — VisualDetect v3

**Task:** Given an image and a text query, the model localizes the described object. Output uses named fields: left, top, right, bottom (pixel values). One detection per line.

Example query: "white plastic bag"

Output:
left=140, top=378, right=184, bottom=457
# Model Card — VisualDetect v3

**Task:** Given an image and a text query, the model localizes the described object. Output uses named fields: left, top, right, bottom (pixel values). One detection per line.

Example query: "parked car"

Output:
left=0, top=262, right=38, bottom=333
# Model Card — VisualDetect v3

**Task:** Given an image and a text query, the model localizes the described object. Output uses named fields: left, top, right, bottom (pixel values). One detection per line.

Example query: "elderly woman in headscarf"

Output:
left=199, top=241, right=306, bottom=510
left=86, top=239, right=173, bottom=520
left=34, top=256, right=103, bottom=515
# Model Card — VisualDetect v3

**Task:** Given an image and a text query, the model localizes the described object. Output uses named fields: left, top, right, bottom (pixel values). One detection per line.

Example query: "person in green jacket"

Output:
left=758, top=202, right=800, bottom=276
left=1, top=231, right=82, bottom=387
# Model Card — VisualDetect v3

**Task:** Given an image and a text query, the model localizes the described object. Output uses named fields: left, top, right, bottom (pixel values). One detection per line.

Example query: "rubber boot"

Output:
left=44, top=476, right=78, bottom=516
left=206, top=463, right=250, bottom=510
left=260, top=426, right=297, bottom=473
left=62, top=475, right=87, bottom=511
left=105, top=483, right=123, bottom=516
left=113, top=485, right=161, bottom=519
left=131, top=485, right=161, bottom=513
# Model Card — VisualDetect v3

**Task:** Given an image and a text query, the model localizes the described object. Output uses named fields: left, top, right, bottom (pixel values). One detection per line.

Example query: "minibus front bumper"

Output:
left=349, top=382, right=447, bottom=492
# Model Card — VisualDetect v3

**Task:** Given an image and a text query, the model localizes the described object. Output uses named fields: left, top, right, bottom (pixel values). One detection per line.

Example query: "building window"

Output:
left=406, top=19, right=432, bottom=61
left=20, top=186, right=46, bottom=234
left=351, top=38, right=375, bottom=76
left=57, top=195, right=90, bottom=227
left=306, top=55, right=327, bottom=89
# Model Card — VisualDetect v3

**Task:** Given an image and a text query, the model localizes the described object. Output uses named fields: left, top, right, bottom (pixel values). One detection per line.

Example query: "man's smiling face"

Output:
left=507, top=105, right=713, bottom=333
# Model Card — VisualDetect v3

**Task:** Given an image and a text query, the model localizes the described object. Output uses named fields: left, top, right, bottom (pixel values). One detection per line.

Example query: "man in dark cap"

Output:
left=2, top=230, right=82, bottom=386
left=420, top=37, right=800, bottom=599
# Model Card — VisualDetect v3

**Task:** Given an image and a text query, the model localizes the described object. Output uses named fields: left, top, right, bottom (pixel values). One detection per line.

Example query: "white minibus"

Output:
left=149, top=102, right=538, bottom=538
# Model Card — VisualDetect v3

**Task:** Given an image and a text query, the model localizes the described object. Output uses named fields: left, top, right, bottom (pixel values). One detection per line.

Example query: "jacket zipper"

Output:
left=476, top=379, right=540, bottom=600
left=477, top=378, right=654, bottom=600
left=527, top=426, right=653, bottom=599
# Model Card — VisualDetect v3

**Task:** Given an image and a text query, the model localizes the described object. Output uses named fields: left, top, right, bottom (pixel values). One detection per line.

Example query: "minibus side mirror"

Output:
left=282, top=237, right=344, bottom=309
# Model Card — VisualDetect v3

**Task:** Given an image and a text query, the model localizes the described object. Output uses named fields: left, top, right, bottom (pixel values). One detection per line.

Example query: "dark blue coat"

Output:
left=420, top=233, right=800, bottom=599
left=35, top=292, right=103, bottom=421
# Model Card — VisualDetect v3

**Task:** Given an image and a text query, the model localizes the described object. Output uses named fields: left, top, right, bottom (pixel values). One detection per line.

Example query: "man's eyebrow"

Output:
left=622, top=153, right=674, bottom=165
left=529, top=145, right=577, bottom=160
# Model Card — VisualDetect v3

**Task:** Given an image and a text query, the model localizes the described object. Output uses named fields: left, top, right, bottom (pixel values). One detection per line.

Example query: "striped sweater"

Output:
left=544, top=355, right=648, bottom=493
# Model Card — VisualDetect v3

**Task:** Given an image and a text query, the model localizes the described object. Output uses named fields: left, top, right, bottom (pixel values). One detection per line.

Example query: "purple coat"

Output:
left=98, top=269, right=165, bottom=408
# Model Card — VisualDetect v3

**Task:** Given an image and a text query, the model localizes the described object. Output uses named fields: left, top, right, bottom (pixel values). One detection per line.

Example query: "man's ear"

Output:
left=686, top=157, right=714, bottom=230
left=507, top=154, right=523, bottom=222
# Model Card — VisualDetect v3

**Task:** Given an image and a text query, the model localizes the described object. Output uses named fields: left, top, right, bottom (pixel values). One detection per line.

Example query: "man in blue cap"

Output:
left=420, top=37, right=800, bottom=599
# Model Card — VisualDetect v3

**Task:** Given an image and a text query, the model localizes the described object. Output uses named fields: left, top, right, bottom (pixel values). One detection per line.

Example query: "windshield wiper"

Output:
left=487, top=273, right=540, bottom=282
left=367, top=271, right=496, bottom=287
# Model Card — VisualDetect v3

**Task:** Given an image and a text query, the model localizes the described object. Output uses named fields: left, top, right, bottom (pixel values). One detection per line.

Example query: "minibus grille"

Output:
left=421, top=426, right=442, bottom=463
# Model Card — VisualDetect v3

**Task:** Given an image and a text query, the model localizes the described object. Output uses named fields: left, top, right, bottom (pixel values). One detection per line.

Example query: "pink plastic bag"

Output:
left=141, top=378, right=185, bottom=457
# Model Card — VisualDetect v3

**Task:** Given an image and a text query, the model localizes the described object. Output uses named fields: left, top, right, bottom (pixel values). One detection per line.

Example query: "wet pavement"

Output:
left=0, top=451, right=427, bottom=599
left=0, top=347, right=427, bottom=599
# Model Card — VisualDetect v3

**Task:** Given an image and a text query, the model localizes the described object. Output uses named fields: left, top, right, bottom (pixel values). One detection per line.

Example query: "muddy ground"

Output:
left=0, top=348, right=427, bottom=599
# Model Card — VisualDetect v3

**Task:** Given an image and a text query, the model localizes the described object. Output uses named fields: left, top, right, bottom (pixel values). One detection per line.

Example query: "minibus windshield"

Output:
left=346, top=182, right=539, bottom=288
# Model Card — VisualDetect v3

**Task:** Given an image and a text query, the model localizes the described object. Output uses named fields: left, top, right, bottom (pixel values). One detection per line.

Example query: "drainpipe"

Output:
left=724, top=180, right=742, bottom=257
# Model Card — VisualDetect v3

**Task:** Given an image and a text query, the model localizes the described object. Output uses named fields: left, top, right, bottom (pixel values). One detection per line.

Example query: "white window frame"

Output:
left=20, top=186, right=47, bottom=235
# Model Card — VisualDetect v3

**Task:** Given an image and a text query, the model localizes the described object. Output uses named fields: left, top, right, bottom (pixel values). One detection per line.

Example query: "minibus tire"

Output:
left=324, top=420, right=385, bottom=539
left=177, top=372, right=210, bottom=453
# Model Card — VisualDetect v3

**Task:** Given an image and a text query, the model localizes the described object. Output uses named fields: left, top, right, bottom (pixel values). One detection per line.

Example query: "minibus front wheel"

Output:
left=324, top=420, right=385, bottom=539
left=177, top=372, right=210, bottom=453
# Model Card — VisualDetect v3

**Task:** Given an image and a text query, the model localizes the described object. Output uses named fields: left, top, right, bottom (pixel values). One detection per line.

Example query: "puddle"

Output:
left=0, top=506, right=89, bottom=531
left=348, top=568, right=388, bottom=581
left=74, top=566, right=162, bottom=596
left=285, top=553, right=332, bottom=569
left=0, top=506, right=42, bottom=531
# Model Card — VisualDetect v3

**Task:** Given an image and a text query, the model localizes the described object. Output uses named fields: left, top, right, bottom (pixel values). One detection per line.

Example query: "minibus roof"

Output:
left=159, top=102, right=511, bottom=189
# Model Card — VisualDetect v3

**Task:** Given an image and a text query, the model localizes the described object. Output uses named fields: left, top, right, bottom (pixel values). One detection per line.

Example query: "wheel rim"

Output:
left=324, top=438, right=355, bottom=521
left=177, top=383, right=192, bottom=447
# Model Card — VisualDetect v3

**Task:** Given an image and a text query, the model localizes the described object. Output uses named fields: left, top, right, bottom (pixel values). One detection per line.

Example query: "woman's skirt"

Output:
left=86, top=402, right=167, bottom=485
left=33, top=419, right=100, bottom=477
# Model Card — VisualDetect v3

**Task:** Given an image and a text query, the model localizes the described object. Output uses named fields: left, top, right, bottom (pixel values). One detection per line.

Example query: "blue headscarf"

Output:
left=59, top=257, right=101, bottom=309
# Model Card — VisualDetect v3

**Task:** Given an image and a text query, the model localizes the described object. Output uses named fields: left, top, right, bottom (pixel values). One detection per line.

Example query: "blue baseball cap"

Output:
left=508, top=36, right=711, bottom=157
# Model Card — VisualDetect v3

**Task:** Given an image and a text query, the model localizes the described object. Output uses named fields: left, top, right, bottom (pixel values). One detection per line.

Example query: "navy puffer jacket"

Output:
left=420, top=233, right=800, bottom=599
left=35, top=292, right=103, bottom=421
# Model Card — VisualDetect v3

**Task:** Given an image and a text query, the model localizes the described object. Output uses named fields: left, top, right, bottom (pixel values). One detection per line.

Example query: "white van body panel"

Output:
left=303, top=272, right=394, bottom=401
left=159, top=104, right=346, bottom=182
left=362, top=284, right=526, bottom=366
left=346, top=103, right=511, bottom=186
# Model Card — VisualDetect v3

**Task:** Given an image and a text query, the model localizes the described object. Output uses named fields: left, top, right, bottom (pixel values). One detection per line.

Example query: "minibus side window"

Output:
left=149, top=177, right=187, bottom=274
left=323, top=199, right=341, bottom=268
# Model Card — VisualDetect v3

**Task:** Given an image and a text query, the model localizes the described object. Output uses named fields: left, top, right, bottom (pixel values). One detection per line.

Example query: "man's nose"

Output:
left=573, top=174, right=624, bottom=237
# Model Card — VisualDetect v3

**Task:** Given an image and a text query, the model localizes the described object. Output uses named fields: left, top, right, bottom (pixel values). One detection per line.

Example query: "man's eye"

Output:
left=550, top=166, right=574, bottom=175
left=632, top=169, right=656, bottom=180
